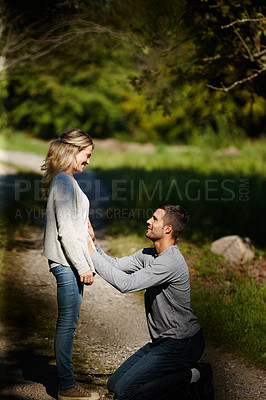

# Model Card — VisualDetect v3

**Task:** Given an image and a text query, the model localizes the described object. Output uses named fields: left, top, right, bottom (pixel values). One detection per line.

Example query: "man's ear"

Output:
left=165, top=225, right=172, bottom=235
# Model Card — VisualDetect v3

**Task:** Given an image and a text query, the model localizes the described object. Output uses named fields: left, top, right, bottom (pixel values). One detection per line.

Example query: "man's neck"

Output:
left=154, top=238, right=175, bottom=254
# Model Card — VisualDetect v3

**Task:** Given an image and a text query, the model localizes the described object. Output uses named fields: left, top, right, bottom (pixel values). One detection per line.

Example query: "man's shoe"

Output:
left=58, top=385, right=100, bottom=400
left=189, top=362, right=214, bottom=400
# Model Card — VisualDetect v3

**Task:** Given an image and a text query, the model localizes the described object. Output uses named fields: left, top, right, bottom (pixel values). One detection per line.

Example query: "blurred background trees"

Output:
left=0, top=0, right=265, bottom=144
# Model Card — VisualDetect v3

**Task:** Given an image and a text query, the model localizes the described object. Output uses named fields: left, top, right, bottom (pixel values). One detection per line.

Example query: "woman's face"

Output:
left=73, top=145, right=93, bottom=173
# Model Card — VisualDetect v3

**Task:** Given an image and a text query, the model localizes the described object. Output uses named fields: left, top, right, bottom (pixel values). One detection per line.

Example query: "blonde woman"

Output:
left=42, top=129, right=99, bottom=400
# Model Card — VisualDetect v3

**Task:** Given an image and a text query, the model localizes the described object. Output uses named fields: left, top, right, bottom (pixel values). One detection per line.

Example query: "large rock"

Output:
left=211, top=235, right=254, bottom=263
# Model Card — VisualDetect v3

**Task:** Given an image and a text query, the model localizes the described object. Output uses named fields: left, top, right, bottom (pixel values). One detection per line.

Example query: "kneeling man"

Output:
left=87, top=204, right=214, bottom=400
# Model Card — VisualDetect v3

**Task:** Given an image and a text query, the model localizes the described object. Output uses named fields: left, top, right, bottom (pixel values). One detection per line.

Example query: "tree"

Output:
left=1, top=0, right=265, bottom=140
left=1, top=1, right=265, bottom=92
left=187, top=0, right=266, bottom=95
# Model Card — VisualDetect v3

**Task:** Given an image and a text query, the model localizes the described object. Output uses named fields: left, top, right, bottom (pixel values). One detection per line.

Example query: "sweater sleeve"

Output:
left=91, top=250, right=177, bottom=293
left=96, top=243, right=144, bottom=272
left=54, top=178, right=94, bottom=275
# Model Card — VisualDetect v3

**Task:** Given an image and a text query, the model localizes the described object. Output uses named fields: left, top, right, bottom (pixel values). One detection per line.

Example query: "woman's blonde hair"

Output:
left=42, top=128, right=94, bottom=198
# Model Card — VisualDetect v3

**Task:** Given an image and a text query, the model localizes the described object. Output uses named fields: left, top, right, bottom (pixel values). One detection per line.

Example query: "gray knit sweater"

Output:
left=91, top=244, right=200, bottom=340
left=43, top=172, right=95, bottom=275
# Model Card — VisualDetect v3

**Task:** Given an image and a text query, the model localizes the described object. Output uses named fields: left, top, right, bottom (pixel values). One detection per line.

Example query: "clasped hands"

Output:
left=80, top=270, right=94, bottom=285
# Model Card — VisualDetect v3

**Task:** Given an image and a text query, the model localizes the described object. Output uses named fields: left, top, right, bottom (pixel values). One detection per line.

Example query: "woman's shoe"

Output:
left=58, top=385, right=100, bottom=400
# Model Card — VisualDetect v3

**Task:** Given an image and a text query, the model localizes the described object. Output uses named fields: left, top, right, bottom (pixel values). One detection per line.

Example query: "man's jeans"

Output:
left=107, top=329, right=205, bottom=400
left=51, top=265, right=83, bottom=390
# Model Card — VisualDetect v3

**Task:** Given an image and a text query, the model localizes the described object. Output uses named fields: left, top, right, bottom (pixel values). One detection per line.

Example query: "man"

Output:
left=87, top=204, right=214, bottom=400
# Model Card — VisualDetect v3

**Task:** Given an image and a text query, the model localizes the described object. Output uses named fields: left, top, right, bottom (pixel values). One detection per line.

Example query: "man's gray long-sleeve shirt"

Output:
left=91, top=244, right=201, bottom=341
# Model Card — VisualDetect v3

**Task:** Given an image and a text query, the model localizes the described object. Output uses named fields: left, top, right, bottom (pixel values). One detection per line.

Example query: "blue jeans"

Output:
left=51, top=265, right=84, bottom=390
left=107, top=329, right=205, bottom=400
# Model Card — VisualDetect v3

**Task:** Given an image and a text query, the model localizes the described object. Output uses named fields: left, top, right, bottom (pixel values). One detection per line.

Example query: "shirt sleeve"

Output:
left=54, top=178, right=94, bottom=275
left=91, top=250, right=177, bottom=293
left=96, top=243, right=144, bottom=273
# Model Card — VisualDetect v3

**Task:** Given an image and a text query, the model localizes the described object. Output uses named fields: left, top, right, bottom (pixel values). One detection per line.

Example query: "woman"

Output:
left=42, top=128, right=99, bottom=400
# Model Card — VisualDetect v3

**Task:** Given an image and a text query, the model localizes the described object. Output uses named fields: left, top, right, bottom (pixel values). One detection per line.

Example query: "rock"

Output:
left=211, top=235, right=254, bottom=263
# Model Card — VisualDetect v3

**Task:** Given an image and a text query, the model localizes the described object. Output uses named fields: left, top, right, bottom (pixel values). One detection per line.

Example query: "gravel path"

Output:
left=0, top=150, right=265, bottom=399
left=0, top=149, right=45, bottom=173
left=0, top=226, right=150, bottom=399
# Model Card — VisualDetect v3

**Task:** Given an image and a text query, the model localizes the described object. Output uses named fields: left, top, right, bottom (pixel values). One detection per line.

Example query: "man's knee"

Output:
left=106, top=374, right=131, bottom=399
left=114, top=381, right=139, bottom=400
left=107, top=376, right=115, bottom=394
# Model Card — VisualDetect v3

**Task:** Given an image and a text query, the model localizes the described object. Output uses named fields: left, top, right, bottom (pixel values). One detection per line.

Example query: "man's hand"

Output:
left=88, top=218, right=97, bottom=246
left=87, top=235, right=95, bottom=255
left=80, top=270, right=94, bottom=285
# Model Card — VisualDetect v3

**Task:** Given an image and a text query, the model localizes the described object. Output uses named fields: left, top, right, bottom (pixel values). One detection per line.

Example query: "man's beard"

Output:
left=146, top=231, right=159, bottom=242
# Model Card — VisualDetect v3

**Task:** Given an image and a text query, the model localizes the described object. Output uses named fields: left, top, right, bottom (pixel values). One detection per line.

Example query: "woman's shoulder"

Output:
left=53, top=171, right=71, bottom=181
left=50, top=172, right=76, bottom=195
left=52, top=172, right=75, bottom=186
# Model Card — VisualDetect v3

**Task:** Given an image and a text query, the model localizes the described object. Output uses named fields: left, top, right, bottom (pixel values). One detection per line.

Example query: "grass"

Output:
left=0, top=130, right=48, bottom=155
left=180, top=241, right=266, bottom=367
left=192, top=280, right=265, bottom=364
left=0, top=131, right=265, bottom=369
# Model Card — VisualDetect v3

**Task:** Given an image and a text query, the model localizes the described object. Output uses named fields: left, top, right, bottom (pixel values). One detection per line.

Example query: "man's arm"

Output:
left=88, top=218, right=143, bottom=273
left=95, top=243, right=145, bottom=273
left=90, top=250, right=178, bottom=293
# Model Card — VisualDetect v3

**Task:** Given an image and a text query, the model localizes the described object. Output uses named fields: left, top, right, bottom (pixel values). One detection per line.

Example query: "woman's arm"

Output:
left=53, top=177, right=94, bottom=280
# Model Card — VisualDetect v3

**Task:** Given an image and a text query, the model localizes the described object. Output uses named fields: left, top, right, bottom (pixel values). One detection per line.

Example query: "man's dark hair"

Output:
left=158, top=204, right=189, bottom=240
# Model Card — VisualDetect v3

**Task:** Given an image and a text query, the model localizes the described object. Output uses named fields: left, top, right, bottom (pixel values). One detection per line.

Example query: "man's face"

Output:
left=146, top=208, right=168, bottom=241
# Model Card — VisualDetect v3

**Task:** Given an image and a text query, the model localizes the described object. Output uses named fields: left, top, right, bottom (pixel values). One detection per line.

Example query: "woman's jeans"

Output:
left=51, top=265, right=83, bottom=390
left=107, top=328, right=205, bottom=400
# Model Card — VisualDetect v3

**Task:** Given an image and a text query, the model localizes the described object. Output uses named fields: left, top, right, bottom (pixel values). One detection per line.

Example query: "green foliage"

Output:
left=192, top=279, right=266, bottom=368
left=4, top=64, right=126, bottom=139
left=1, top=0, right=266, bottom=141
left=121, top=80, right=264, bottom=145
left=0, top=72, right=9, bottom=130
left=4, top=64, right=266, bottom=143
left=188, top=0, right=266, bottom=90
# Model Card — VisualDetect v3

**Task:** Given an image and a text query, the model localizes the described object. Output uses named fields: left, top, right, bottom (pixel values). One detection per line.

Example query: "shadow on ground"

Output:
left=0, top=170, right=110, bottom=398
left=0, top=350, right=58, bottom=399
left=0, top=236, right=58, bottom=398
left=0, top=172, right=57, bottom=398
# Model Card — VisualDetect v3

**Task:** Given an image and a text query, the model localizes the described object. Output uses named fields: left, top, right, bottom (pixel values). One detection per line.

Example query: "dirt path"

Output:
left=0, top=151, right=265, bottom=399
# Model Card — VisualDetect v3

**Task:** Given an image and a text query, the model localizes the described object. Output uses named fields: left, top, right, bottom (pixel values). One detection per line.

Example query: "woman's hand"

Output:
left=80, top=270, right=94, bottom=285
left=88, top=218, right=97, bottom=246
